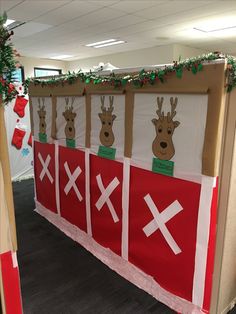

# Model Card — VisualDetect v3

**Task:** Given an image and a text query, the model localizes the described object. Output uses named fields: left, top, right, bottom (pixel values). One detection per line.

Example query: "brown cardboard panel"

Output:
left=0, top=161, right=13, bottom=255
left=28, top=82, right=52, bottom=96
left=124, top=92, right=134, bottom=158
left=0, top=105, right=17, bottom=251
left=210, top=88, right=236, bottom=314
left=29, top=96, right=34, bottom=136
left=51, top=96, right=57, bottom=139
left=29, top=80, right=84, bottom=97
left=85, top=83, right=124, bottom=94
left=85, top=94, right=91, bottom=148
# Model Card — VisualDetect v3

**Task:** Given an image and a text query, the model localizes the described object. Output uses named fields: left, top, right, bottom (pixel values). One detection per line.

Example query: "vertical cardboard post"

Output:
left=0, top=102, right=17, bottom=251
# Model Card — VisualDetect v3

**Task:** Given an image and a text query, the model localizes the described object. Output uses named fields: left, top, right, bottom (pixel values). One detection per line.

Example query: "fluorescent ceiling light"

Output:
left=4, top=19, right=15, bottom=27
left=86, top=39, right=116, bottom=47
left=194, top=26, right=236, bottom=33
left=194, top=17, right=236, bottom=33
left=50, top=55, right=74, bottom=59
left=94, top=40, right=126, bottom=48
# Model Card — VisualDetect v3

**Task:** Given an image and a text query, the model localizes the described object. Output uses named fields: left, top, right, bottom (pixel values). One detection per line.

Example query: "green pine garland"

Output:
left=24, top=51, right=236, bottom=94
left=0, top=12, right=18, bottom=105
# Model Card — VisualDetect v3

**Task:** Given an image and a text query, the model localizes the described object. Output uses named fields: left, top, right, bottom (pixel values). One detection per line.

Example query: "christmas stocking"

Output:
left=13, top=95, right=28, bottom=118
left=12, top=120, right=27, bottom=150
left=28, top=132, right=32, bottom=147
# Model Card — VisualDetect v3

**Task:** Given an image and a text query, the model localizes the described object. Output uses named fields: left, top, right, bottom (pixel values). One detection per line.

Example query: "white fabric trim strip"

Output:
left=38, top=153, right=53, bottom=183
left=55, top=141, right=61, bottom=215
left=85, top=148, right=92, bottom=236
left=32, top=138, right=38, bottom=201
left=143, top=194, right=182, bottom=255
left=35, top=201, right=205, bottom=314
left=122, top=157, right=130, bottom=260
left=143, top=200, right=183, bottom=237
left=95, top=174, right=120, bottom=223
left=192, top=176, right=215, bottom=307
left=11, top=251, right=18, bottom=268
left=64, top=162, right=83, bottom=202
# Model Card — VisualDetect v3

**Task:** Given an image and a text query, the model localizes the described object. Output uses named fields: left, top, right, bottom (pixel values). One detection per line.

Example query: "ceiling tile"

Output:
left=0, top=0, right=23, bottom=12
left=34, top=1, right=103, bottom=26
left=7, top=1, right=71, bottom=21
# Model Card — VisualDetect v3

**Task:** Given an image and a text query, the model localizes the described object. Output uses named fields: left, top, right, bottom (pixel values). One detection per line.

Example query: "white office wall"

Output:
left=19, top=56, right=68, bottom=78
left=173, top=44, right=207, bottom=61
left=67, top=44, right=208, bottom=72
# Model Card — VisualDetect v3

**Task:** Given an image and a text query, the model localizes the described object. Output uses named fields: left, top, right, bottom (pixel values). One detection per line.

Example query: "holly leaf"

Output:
left=85, top=78, right=90, bottom=84
left=176, top=68, right=183, bottom=78
left=198, top=63, right=203, bottom=71
left=191, top=66, right=197, bottom=74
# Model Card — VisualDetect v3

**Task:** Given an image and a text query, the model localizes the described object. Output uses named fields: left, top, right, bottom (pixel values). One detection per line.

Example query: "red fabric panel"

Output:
left=203, top=179, right=218, bottom=312
left=1, top=251, right=23, bottom=314
left=34, top=141, right=57, bottom=213
left=90, top=155, right=123, bottom=256
left=59, top=147, right=87, bottom=232
left=129, top=165, right=201, bottom=301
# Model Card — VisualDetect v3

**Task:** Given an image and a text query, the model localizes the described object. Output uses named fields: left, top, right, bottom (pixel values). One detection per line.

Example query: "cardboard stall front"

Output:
left=28, top=59, right=236, bottom=314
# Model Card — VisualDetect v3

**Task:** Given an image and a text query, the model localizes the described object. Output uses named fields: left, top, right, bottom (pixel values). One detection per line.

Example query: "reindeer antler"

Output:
left=108, top=96, right=114, bottom=113
left=65, top=97, right=70, bottom=110
left=168, top=97, right=178, bottom=122
left=100, top=96, right=105, bottom=112
left=71, top=97, right=75, bottom=109
left=41, top=97, right=45, bottom=110
left=38, top=97, right=45, bottom=110
left=156, top=97, right=164, bottom=120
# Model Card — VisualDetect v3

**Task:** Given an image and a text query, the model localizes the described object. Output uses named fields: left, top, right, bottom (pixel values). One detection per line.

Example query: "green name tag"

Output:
left=39, top=133, right=47, bottom=143
left=152, top=158, right=174, bottom=177
left=98, top=145, right=116, bottom=160
left=66, top=138, right=76, bottom=148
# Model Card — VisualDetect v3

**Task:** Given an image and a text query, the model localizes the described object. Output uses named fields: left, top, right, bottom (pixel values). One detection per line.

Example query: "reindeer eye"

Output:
left=167, top=128, right=172, bottom=135
left=108, top=122, right=111, bottom=126
left=67, top=118, right=69, bottom=121
left=102, top=121, right=105, bottom=125
left=72, top=119, right=74, bottom=122
left=158, top=127, right=162, bottom=133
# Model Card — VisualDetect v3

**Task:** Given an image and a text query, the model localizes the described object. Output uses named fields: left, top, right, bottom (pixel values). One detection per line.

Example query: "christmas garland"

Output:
left=0, top=12, right=19, bottom=105
left=24, top=52, right=236, bottom=94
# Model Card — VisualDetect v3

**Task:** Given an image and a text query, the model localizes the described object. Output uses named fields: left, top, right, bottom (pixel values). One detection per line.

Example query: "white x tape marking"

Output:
left=38, top=153, right=54, bottom=183
left=95, top=174, right=120, bottom=223
left=143, top=194, right=183, bottom=255
left=64, top=162, right=83, bottom=202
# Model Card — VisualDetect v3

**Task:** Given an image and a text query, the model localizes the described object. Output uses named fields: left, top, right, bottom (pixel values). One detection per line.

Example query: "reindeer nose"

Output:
left=42, top=123, right=44, bottom=128
left=160, top=141, right=167, bottom=149
left=104, top=132, right=109, bottom=137
left=69, top=127, right=72, bottom=132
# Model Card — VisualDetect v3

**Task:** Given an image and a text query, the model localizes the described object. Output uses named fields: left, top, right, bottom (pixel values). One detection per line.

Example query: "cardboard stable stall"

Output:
left=28, top=60, right=236, bottom=314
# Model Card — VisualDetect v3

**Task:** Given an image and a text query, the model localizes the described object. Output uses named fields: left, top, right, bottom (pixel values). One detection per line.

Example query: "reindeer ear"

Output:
left=98, top=113, right=103, bottom=120
left=72, top=112, right=77, bottom=118
left=174, top=121, right=180, bottom=128
left=152, top=118, right=158, bottom=126
left=112, top=114, right=116, bottom=121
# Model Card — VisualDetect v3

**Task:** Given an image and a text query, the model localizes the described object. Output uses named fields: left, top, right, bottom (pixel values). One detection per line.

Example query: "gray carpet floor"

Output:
left=13, top=179, right=236, bottom=314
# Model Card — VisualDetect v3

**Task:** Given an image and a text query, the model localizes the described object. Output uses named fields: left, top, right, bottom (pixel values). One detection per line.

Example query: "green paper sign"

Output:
left=152, top=158, right=174, bottom=177
left=66, top=138, right=75, bottom=148
left=39, top=133, right=47, bottom=143
left=98, top=145, right=116, bottom=160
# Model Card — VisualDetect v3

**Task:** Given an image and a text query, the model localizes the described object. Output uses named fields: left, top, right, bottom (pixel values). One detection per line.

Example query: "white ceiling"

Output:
left=1, top=0, right=236, bottom=60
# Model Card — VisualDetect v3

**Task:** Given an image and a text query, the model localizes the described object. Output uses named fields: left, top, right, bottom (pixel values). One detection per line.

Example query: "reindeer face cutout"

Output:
left=98, top=96, right=116, bottom=147
left=152, top=97, right=180, bottom=160
left=37, top=98, right=47, bottom=134
left=63, top=97, right=77, bottom=140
